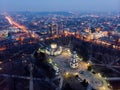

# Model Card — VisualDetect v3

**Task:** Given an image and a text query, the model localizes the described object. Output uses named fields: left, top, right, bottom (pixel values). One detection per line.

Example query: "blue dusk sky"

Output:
left=0, top=0, right=120, bottom=12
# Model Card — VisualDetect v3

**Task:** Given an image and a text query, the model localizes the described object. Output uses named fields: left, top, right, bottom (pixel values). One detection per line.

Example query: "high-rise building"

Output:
left=116, top=25, right=120, bottom=32
left=47, top=23, right=52, bottom=35
left=47, top=23, right=58, bottom=36
left=52, top=23, right=58, bottom=35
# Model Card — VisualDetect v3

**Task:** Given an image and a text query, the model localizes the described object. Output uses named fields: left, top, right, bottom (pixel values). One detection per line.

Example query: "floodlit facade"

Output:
left=46, top=43, right=62, bottom=56
left=70, top=51, right=79, bottom=69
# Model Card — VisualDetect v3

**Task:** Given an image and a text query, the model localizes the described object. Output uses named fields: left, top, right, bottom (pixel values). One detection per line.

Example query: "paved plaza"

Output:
left=50, top=48, right=111, bottom=90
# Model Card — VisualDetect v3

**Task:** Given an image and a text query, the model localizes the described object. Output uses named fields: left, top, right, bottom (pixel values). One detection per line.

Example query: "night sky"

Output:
left=0, top=0, right=120, bottom=12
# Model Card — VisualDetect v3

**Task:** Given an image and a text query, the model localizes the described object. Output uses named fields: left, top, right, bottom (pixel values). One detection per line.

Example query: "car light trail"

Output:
left=5, top=15, right=28, bottom=33
left=5, top=15, right=39, bottom=39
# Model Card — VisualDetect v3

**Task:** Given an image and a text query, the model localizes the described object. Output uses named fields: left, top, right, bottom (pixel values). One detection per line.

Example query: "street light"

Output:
left=73, top=72, right=79, bottom=76
left=0, top=67, right=2, bottom=70
left=64, top=72, right=70, bottom=78
left=67, top=49, right=70, bottom=52
left=102, top=86, right=106, bottom=90
left=97, top=73, right=102, bottom=77
left=104, top=77, right=107, bottom=80
left=86, top=62, right=90, bottom=67
left=0, top=61, right=2, bottom=64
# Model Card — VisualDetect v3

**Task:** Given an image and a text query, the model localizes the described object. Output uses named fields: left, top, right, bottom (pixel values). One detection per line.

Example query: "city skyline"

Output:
left=0, top=3, right=120, bottom=89
left=0, top=0, right=120, bottom=12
